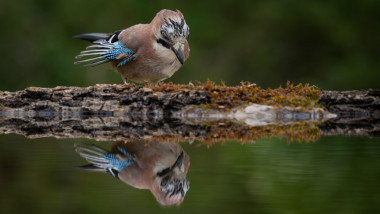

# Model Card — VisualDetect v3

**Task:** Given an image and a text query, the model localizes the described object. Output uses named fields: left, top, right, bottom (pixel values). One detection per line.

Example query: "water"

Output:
left=0, top=131, right=379, bottom=214
left=0, top=86, right=378, bottom=213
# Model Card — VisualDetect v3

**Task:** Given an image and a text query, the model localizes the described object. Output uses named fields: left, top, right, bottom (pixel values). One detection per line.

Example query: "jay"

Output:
left=74, top=9, right=190, bottom=84
left=75, top=140, right=190, bottom=206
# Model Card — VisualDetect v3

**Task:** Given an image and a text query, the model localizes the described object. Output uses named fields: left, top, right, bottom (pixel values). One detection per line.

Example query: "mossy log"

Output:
left=0, top=83, right=378, bottom=143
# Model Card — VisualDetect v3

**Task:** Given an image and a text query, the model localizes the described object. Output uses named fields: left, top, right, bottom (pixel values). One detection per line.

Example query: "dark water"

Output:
left=1, top=133, right=379, bottom=214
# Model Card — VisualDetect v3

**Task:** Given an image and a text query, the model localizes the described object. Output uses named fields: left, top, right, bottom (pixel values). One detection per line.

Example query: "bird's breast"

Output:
left=149, top=42, right=182, bottom=79
left=116, top=42, right=182, bottom=83
left=115, top=40, right=183, bottom=83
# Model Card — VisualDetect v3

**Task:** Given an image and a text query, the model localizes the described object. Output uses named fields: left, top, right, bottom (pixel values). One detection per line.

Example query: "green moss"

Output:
left=204, top=122, right=321, bottom=145
left=152, top=80, right=322, bottom=110
left=148, top=122, right=321, bottom=146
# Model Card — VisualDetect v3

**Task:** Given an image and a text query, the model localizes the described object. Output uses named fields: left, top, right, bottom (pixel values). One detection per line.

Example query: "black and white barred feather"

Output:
left=74, top=31, right=135, bottom=67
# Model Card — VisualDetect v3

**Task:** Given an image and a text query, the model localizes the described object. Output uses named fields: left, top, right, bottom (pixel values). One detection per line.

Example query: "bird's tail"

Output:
left=73, top=33, right=110, bottom=42
left=74, top=143, right=113, bottom=173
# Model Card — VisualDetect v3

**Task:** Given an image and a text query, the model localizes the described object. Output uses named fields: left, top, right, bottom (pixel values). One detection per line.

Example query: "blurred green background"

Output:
left=0, top=0, right=379, bottom=91
left=1, top=135, right=380, bottom=214
left=1, top=1, right=380, bottom=213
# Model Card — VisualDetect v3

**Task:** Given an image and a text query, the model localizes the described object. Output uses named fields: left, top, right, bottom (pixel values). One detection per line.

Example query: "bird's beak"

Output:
left=171, top=44, right=184, bottom=65
left=157, top=152, right=185, bottom=177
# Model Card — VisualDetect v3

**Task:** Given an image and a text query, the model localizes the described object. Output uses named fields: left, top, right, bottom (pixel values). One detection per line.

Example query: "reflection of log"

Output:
left=0, top=115, right=321, bottom=143
left=0, top=83, right=379, bottom=141
left=320, top=90, right=380, bottom=117
left=319, top=90, right=380, bottom=137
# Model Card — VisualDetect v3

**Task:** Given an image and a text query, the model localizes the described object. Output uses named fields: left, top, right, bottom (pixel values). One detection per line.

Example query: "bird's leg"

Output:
left=144, top=80, right=157, bottom=88
left=121, top=75, right=128, bottom=85
left=116, top=146, right=136, bottom=161
left=116, top=154, right=134, bottom=161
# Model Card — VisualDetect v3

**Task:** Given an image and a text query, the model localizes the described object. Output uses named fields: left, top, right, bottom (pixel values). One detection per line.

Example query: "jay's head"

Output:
left=152, top=151, right=190, bottom=206
left=152, top=9, right=189, bottom=65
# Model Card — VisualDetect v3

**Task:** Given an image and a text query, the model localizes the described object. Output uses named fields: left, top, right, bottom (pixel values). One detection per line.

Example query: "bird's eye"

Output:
left=160, top=30, right=169, bottom=40
left=161, top=176, right=169, bottom=186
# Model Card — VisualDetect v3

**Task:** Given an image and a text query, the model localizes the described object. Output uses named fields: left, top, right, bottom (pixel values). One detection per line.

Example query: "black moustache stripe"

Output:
left=156, top=38, right=171, bottom=49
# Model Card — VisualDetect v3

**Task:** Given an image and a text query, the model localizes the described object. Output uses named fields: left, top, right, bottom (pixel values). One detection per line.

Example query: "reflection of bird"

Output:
left=75, top=141, right=190, bottom=206
left=74, top=9, right=190, bottom=84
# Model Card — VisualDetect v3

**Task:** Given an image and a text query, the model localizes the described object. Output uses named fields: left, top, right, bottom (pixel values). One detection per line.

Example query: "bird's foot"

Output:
left=144, top=80, right=157, bottom=88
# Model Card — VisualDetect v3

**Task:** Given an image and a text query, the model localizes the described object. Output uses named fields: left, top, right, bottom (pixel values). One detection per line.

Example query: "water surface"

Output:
left=0, top=133, right=379, bottom=214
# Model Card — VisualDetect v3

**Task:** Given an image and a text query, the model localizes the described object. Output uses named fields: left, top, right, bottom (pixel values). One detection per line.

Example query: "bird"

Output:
left=74, top=9, right=190, bottom=84
left=74, top=140, right=190, bottom=206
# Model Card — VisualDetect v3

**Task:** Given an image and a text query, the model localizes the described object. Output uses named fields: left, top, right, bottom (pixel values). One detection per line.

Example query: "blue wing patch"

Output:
left=102, top=41, right=136, bottom=67
left=75, top=37, right=136, bottom=67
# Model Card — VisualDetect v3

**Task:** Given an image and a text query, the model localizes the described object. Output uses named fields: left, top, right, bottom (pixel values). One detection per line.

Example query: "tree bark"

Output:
left=0, top=84, right=378, bottom=142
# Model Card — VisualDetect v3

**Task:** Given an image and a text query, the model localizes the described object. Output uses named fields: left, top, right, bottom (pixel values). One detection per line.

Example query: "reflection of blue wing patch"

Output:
left=102, top=147, right=136, bottom=172
left=103, top=41, right=136, bottom=67
left=102, top=153, right=134, bottom=172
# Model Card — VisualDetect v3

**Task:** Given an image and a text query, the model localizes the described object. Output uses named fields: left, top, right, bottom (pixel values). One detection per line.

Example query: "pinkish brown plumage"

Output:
left=75, top=141, right=190, bottom=206
left=74, top=9, right=190, bottom=84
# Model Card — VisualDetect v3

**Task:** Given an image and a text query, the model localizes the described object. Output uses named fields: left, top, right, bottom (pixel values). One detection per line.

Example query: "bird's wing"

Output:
left=74, top=31, right=136, bottom=67
left=74, top=143, right=136, bottom=179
